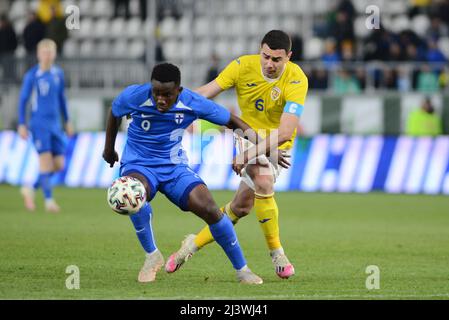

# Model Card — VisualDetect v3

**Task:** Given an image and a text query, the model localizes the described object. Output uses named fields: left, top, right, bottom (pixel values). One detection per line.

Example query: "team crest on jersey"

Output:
left=271, top=86, right=281, bottom=101
left=174, top=113, right=184, bottom=124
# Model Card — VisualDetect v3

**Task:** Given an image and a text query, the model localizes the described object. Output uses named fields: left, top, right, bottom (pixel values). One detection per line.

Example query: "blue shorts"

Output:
left=120, top=163, right=205, bottom=211
left=30, top=125, right=67, bottom=155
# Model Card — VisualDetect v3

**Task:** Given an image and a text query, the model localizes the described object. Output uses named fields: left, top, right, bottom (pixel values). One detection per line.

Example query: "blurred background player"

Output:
left=17, top=39, right=73, bottom=212
left=167, top=30, right=308, bottom=279
left=406, top=96, right=442, bottom=136
left=102, top=63, right=275, bottom=284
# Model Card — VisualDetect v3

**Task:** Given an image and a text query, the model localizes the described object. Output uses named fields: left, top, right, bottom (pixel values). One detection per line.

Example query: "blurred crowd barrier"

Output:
left=1, top=130, right=448, bottom=194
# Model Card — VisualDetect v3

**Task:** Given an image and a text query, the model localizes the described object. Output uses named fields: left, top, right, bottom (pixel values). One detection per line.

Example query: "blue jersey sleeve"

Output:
left=18, top=71, right=34, bottom=125
left=111, top=85, right=140, bottom=117
left=58, top=70, right=69, bottom=122
left=195, top=97, right=231, bottom=126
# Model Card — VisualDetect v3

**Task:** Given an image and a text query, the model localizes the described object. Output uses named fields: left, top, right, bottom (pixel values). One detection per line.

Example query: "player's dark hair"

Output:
left=151, top=63, right=181, bottom=86
left=261, top=30, right=292, bottom=53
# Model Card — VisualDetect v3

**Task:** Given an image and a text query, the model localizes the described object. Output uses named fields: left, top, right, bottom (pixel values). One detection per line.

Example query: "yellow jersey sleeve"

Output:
left=284, top=75, right=308, bottom=108
left=215, top=58, right=241, bottom=90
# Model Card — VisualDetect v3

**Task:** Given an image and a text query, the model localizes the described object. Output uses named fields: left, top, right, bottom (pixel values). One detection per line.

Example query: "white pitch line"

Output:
left=136, top=293, right=449, bottom=300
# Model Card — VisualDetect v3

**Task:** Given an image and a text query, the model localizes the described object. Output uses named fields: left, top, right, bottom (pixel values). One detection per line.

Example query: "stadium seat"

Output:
left=177, top=16, right=191, bottom=37
left=278, top=0, right=291, bottom=14
left=92, top=0, right=112, bottom=18
left=385, top=0, right=408, bottom=15
left=129, top=40, right=146, bottom=59
left=228, top=17, right=244, bottom=37
left=13, top=18, right=27, bottom=36
left=280, top=16, right=298, bottom=35
left=438, top=37, right=449, bottom=59
left=79, top=40, right=96, bottom=57
left=215, top=17, right=228, bottom=36
left=304, top=37, right=324, bottom=60
left=14, top=46, right=26, bottom=58
left=180, top=40, right=193, bottom=61
left=231, top=38, right=247, bottom=58
left=196, top=39, right=212, bottom=60
left=63, top=39, right=80, bottom=58
left=126, top=17, right=142, bottom=38
left=78, top=18, right=94, bottom=39
left=93, top=18, right=110, bottom=39
left=354, top=16, right=371, bottom=39
left=312, top=0, right=329, bottom=14
left=245, top=0, right=259, bottom=14
left=193, top=0, right=210, bottom=16
left=96, top=40, right=111, bottom=58
left=224, top=0, right=240, bottom=15
left=411, top=15, right=430, bottom=37
left=247, top=16, right=260, bottom=36
left=215, top=39, right=231, bottom=59
left=111, top=39, right=129, bottom=58
left=78, top=0, right=92, bottom=17
left=259, top=0, right=275, bottom=15
left=163, top=39, right=180, bottom=60
left=193, top=16, right=209, bottom=37
left=259, top=17, right=280, bottom=35
left=9, top=0, right=27, bottom=20
left=159, top=16, right=178, bottom=39
left=390, top=15, right=411, bottom=33
left=110, top=18, right=126, bottom=39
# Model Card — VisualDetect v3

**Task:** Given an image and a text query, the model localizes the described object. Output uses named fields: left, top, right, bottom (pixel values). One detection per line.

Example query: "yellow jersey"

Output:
left=215, top=55, right=308, bottom=150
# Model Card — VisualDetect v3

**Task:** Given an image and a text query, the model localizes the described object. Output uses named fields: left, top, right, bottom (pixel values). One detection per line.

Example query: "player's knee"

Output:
left=199, top=200, right=222, bottom=224
left=53, top=158, right=65, bottom=171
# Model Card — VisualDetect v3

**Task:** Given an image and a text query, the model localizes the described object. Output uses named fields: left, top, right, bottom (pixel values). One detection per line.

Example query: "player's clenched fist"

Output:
left=103, top=149, right=119, bottom=167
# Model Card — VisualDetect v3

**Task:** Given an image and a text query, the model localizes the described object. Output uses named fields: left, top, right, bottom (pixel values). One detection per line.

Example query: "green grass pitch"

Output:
left=0, top=184, right=448, bottom=300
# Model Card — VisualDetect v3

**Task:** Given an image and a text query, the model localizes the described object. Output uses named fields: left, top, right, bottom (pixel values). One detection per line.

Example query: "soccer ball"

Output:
left=107, top=176, right=147, bottom=215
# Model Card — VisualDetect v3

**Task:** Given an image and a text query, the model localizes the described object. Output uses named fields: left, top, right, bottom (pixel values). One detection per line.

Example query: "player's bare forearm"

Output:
left=225, top=114, right=261, bottom=145
left=194, top=80, right=223, bottom=99
left=103, top=108, right=121, bottom=167
left=232, top=114, right=297, bottom=173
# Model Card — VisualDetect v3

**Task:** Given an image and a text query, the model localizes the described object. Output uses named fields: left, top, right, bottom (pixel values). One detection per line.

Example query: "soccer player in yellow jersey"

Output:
left=166, top=30, right=308, bottom=280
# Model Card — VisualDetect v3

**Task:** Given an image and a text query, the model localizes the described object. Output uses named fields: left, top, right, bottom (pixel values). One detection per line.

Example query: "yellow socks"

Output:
left=254, top=192, right=281, bottom=251
left=193, top=194, right=282, bottom=252
left=194, top=203, right=240, bottom=249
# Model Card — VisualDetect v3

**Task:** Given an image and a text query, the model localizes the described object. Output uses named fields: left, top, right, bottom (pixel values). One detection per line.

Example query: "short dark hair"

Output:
left=151, top=63, right=181, bottom=86
left=261, top=30, right=292, bottom=53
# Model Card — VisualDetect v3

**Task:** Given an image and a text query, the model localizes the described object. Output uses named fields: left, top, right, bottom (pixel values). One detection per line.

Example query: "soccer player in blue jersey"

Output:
left=17, top=39, right=73, bottom=213
left=102, top=63, right=275, bottom=284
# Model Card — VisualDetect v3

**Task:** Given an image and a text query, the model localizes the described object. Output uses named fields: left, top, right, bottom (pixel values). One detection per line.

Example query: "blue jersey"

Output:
left=18, top=64, right=69, bottom=129
left=112, top=83, right=231, bottom=166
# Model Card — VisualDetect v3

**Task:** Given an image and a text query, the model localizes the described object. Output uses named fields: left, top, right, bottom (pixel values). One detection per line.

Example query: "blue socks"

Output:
left=129, top=202, right=157, bottom=254
left=38, top=172, right=53, bottom=200
left=209, top=214, right=246, bottom=270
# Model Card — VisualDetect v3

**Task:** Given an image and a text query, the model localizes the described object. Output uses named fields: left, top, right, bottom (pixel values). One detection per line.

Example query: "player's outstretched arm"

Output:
left=194, top=80, right=223, bottom=99
left=232, top=113, right=298, bottom=175
left=102, top=108, right=121, bottom=168
left=225, top=114, right=260, bottom=145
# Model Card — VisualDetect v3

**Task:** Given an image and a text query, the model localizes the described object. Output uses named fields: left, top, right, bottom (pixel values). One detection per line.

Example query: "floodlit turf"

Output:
left=0, top=184, right=448, bottom=300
